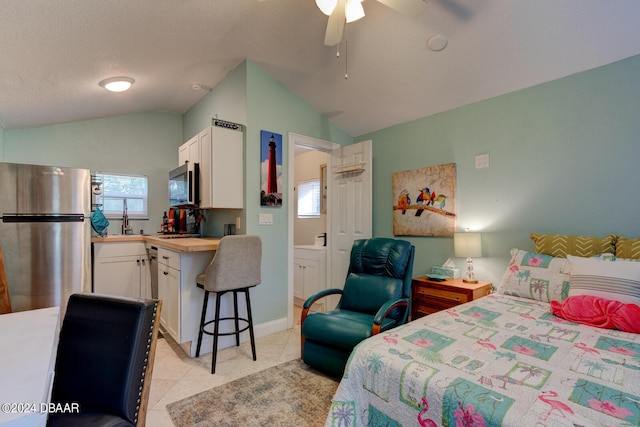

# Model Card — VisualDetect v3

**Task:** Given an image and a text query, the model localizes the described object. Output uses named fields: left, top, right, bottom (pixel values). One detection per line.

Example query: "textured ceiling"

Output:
left=1, top=0, right=639, bottom=136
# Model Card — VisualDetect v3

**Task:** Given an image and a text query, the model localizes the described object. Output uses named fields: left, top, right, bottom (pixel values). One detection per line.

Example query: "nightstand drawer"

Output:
left=415, top=286, right=467, bottom=303
left=411, top=276, right=492, bottom=320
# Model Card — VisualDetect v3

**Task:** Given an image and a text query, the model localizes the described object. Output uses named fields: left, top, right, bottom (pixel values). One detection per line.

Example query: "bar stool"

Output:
left=195, top=235, right=262, bottom=374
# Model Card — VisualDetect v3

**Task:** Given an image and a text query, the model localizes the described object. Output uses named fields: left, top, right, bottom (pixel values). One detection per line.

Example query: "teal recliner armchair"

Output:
left=301, top=238, right=415, bottom=377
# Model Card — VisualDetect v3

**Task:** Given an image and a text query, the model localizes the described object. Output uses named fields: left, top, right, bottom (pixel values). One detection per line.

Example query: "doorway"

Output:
left=287, top=133, right=338, bottom=328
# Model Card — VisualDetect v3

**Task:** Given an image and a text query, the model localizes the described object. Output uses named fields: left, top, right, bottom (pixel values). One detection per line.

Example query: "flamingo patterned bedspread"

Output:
left=324, top=294, right=640, bottom=426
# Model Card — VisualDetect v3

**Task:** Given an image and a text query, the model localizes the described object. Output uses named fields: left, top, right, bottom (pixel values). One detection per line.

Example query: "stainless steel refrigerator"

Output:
left=0, top=162, right=91, bottom=315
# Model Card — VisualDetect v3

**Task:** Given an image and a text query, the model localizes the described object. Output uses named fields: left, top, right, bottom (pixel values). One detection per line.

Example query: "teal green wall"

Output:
left=359, top=54, right=640, bottom=285
left=4, top=112, right=183, bottom=233
left=4, top=52, right=639, bottom=323
left=182, top=60, right=352, bottom=323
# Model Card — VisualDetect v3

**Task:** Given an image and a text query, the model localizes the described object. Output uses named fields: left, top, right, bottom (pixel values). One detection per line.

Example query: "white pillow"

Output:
left=567, top=255, right=640, bottom=305
left=497, top=249, right=570, bottom=302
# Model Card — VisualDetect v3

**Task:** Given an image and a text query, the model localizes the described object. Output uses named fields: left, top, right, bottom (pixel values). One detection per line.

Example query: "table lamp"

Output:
left=454, top=231, right=482, bottom=283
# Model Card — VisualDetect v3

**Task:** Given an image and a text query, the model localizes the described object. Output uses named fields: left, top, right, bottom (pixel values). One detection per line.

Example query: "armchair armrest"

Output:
left=300, top=288, right=344, bottom=355
left=372, top=298, right=409, bottom=335
left=301, top=288, right=343, bottom=324
left=303, top=288, right=343, bottom=310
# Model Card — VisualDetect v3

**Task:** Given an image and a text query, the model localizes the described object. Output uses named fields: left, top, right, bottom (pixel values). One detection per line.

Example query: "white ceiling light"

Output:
left=345, top=0, right=365, bottom=23
left=316, top=0, right=338, bottom=15
left=99, top=77, right=135, bottom=93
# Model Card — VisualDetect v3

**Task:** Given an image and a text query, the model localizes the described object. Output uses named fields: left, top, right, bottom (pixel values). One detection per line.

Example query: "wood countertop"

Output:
left=91, top=235, right=221, bottom=252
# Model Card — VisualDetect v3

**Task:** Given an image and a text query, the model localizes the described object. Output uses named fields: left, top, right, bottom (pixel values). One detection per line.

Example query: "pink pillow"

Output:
left=550, top=295, right=640, bottom=333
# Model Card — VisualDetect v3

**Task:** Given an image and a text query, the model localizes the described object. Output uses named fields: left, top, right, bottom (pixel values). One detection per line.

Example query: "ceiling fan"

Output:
left=317, top=0, right=427, bottom=46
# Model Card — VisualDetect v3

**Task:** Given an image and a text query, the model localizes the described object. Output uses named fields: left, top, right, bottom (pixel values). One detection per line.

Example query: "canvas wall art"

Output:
left=392, top=162, right=457, bottom=236
left=260, top=131, right=283, bottom=207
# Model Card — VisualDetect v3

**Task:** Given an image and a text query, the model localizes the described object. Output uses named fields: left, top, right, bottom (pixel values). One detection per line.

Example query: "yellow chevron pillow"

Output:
left=615, top=236, right=640, bottom=260
left=530, top=233, right=617, bottom=258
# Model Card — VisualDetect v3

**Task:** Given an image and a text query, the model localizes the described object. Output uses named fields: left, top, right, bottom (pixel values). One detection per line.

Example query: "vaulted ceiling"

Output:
left=1, top=0, right=639, bottom=136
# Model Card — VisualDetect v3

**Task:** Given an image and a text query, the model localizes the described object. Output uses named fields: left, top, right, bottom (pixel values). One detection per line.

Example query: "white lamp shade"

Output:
left=454, top=232, right=482, bottom=258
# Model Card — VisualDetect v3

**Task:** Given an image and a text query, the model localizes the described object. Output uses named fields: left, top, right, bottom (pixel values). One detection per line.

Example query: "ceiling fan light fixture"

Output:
left=346, top=0, right=365, bottom=23
left=99, top=76, right=134, bottom=93
left=316, top=0, right=338, bottom=15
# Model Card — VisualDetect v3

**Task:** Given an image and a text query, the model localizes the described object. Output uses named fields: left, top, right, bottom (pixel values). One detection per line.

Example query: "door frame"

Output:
left=287, top=133, right=339, bottom=328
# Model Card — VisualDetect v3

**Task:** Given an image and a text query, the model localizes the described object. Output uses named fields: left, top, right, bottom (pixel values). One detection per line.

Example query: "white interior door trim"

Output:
left=287, top=133, right=339, bottom=329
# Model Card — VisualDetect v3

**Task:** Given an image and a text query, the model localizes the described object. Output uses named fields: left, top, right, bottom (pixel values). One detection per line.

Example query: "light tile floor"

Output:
left=146, top=306, right=303, bottom=426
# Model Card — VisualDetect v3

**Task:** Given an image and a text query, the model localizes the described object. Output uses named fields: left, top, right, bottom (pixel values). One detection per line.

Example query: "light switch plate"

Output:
left=259, top=213, right=273, bottom=225
left=475, top=153, right=490, bottom=169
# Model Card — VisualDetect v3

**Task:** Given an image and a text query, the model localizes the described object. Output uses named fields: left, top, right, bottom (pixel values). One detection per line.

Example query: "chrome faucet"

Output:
left=122, top=198, right=133, bottom=235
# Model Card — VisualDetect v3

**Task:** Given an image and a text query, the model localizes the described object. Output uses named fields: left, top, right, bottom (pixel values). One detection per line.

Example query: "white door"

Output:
left=328, top=140, right=373, bottom=308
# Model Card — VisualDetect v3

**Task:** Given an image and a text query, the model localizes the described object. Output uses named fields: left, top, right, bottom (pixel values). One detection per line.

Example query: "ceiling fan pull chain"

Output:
left=344, top=22, right=349, bottom=79
left=345, top=39, right=349, bottom=79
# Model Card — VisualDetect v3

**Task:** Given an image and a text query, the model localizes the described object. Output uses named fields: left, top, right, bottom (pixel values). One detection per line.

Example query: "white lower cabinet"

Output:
left=93, top=242, right=151, bottom=299
left=157, top=247, right=214, bottom=356
left=157, top=247, right=180, bottom=340
left=294, top=246, right=327, bottom=311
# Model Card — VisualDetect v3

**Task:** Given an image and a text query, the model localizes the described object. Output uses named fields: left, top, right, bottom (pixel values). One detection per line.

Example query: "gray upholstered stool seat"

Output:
left=195, top=235, right=262, bottom=374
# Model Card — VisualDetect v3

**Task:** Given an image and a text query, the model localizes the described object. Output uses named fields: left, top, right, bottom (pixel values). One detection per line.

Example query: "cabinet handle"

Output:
left=162, top=255, right=170, bottom=260
left=141, top=259, right=146, bottom=266
left=163, top=271, right=169, bottom=276
left=137, top=259, right=140, bottom=265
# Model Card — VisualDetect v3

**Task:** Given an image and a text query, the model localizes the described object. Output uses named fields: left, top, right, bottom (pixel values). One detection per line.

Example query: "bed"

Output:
left=325, top=234, right=640, bottom=426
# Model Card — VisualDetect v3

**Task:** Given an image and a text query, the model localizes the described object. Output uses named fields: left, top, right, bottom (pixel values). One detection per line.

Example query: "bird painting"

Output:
left=397, top=190, right=411, bottom=214
left=433, top=194, right=447, bottom=209
left=415, top=187, right=435, bottom=216
left=416, top=187, right=434, bottom=205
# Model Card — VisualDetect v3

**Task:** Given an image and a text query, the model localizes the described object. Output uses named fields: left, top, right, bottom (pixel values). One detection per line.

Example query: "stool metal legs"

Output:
left=195, top=286, right=257, bottom=374
left=195, top=289, right=210, bottom=357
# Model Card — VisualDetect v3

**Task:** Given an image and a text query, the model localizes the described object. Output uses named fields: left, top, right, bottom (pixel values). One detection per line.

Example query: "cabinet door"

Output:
left=302, top=258, right=320, bottom=299
left=94, top=255, right=141, bottom=298
left=179, top=135, right=199, bottom=166
left=158, top=264, right=180, bottom=340
left=140, top=256, right=151, bottom=299
left=199, top=125, right=243, bottom=209
left=294, top=258, right=304, bottom=300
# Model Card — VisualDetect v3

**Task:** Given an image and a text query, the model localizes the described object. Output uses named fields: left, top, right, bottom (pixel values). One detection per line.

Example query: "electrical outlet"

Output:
left=235, top=216, right=241, bottom=230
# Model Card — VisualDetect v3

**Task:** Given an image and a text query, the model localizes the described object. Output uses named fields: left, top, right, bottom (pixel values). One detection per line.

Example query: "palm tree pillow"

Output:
left=497, top=249, right=570, bottom=303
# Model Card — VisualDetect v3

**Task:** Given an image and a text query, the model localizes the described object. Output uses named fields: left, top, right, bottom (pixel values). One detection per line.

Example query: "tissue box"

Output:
left=431, top=266, right=460, bottom=279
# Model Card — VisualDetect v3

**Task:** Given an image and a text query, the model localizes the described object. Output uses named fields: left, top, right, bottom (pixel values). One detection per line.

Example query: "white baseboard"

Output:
left=179, top=316, right=289, bottom=358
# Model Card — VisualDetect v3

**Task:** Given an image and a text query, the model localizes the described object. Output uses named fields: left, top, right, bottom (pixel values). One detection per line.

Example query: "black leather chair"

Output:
left=301, top=238, right=415, bottom=377
left=47, top=293, right=161, bottom=427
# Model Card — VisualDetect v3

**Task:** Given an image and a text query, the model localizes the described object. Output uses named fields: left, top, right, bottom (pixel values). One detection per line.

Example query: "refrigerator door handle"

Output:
left=2, top=214, right=85, bottom=223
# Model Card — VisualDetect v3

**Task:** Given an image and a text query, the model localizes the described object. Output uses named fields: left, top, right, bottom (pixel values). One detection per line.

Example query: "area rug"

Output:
left=166, top=359, right=339, bottom=427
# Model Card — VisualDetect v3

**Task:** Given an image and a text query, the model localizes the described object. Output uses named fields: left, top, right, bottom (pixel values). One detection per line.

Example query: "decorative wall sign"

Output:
left=392, top=163, right=457, bottom=236
left=260, top=131, right=283, bottom=207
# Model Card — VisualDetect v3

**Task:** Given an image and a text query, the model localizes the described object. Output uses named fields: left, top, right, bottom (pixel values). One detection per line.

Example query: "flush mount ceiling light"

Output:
left=99, top=77, right=134, bottom=93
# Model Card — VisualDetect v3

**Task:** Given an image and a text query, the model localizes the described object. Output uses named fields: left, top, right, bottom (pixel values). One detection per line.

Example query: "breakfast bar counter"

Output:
left=91, top=235, right=221, bottom=252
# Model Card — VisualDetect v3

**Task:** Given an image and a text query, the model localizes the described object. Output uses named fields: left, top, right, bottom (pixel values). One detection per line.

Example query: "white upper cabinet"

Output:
left=178, top=122, right=244, bottom=209
left=179, top=134, right=199, bottom=166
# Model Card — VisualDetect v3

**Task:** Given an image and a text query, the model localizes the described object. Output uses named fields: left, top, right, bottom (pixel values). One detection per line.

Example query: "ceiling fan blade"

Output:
left=376, top=0, right=426, bottom=16
left=324, top=0, right=346, bottom=46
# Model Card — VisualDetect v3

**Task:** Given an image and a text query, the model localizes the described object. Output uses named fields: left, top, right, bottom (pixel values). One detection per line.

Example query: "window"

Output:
left=297, top=179, right=321, bottom=218
left=95, top=172, right=148, bottom=219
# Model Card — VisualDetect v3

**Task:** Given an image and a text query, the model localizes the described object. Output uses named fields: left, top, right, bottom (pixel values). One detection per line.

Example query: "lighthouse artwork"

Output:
left=260, top=130, right=283, bottom=207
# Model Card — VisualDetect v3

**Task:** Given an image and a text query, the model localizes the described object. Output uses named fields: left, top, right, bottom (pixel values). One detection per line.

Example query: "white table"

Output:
left=0, top=307, right=60, bottom=427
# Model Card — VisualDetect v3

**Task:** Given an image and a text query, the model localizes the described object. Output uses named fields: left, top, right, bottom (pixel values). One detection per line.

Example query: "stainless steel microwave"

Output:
left=169, top=162, right=199, bottom=207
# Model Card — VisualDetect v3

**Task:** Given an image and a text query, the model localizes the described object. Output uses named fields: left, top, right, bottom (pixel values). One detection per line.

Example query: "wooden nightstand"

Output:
left=411, top=276, right=493, bottom=320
